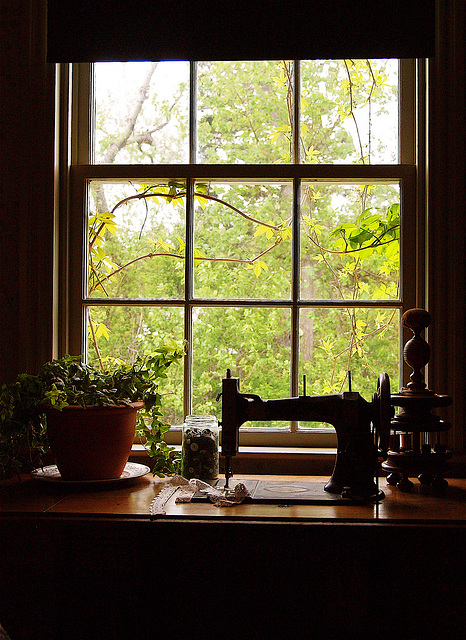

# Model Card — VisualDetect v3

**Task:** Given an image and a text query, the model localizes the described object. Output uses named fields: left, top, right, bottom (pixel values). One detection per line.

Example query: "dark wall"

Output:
left=427, top=0, right=465, bottom=452
left=0, top=0, right=55, bottom=381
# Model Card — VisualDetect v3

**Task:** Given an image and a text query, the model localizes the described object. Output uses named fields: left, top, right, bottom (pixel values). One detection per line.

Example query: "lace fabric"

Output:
left=150, top=475, right=249, bottom=517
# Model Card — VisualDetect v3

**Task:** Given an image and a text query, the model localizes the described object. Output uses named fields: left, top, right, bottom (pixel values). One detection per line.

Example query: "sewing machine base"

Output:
left=192, top=478, right=385, bottom=504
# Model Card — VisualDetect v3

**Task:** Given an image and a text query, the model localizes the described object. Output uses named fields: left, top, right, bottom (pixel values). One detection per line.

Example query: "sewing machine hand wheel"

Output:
left=373, top=373, right=392, bottom=458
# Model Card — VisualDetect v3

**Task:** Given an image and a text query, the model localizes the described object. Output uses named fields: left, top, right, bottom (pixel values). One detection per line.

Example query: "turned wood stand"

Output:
left=383, top=308, right=452, bottom=491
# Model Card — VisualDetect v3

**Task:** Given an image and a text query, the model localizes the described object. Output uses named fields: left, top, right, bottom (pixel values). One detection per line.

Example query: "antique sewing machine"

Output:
left=219, top=368, right=392, bottom=503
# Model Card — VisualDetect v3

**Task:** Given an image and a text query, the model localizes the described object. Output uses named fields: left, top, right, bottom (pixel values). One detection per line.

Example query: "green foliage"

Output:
left=87, top=185, right=400, bottom=412
left=86, top=59, right=401, bottom=422
left=197, top=61, right=291, bottom=164
left=300, top=307, right=399, bottom=401
left=0, top=374, right=49, bottom=478
left=0, top=343, right=186, bottom=479
left=301, top=184, right=400, bottom=302
left=196, top=60, right=397, bottom=165
left=329, top=203, right=400, bottom=254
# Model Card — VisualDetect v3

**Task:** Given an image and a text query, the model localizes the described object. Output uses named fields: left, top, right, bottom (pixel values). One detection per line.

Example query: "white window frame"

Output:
left=61, top=59, right=423, bottom=449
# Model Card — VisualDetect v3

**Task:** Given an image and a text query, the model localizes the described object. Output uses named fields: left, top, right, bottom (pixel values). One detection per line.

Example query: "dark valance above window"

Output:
left=47, top=0, right=436, bottom=62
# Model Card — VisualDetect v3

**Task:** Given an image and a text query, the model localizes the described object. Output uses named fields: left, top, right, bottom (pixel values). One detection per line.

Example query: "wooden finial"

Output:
left=401, top=308, right=431, bottom=393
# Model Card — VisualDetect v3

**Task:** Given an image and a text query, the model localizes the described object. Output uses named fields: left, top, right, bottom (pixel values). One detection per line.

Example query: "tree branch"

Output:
left=110, top=190, right=281, bottom=231
left=102, top=62, right=159, bottom=164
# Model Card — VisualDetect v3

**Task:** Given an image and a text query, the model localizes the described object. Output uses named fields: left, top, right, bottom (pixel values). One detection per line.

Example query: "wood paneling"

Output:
left=0, top=477, right=465, bottom=639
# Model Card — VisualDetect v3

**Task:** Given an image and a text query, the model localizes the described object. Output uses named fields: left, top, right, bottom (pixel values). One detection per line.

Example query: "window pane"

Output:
left=194, top=181, right=292, bottom=299
left=298, top=306, right=399, bottom=414
left=300, top=182, right=400, bottom=300
left=300, top=59, right=398, bottom=164
left=77, top=57, right=409, bottom=444
left=93, top=62, right=189, bottom=164
left=192, top=306, right=291, bottom=423
left=92, top=59, right=398, bottom=166
left=88, top=180, right=186, bottom=299
left=197, top=61, right=292, bottom=164
left=86, top=305, right=185, bottom=425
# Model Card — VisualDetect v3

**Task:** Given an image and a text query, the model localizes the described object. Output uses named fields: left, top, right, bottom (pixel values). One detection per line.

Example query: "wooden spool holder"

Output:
left=382, top=309, right=452, bottom=492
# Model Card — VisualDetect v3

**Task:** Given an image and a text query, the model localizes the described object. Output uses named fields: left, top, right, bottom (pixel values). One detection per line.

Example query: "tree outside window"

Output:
left=75, top=59, right=405, bottom=429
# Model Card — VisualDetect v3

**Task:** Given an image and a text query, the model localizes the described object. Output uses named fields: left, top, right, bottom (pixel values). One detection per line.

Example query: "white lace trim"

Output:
left=150, top=475, right=249, bottom=517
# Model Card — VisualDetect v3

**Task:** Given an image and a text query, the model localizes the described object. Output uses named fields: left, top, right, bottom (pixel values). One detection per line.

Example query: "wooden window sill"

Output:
left=130, top=446, right=466, bottom=477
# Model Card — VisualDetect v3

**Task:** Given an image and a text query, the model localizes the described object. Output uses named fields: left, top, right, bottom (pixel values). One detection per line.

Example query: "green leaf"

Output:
left=95, top=323, right=110, bottom=341
left=195, top=193, right=208, bottom=210
left=303, top=216, right=325, bottom=236
left=355, top=247, right=374, bottom=260
left=193, top=248, right=207, bottom=261
left=157, top=237, right=175, bottom=252
left=247, top=260, right=269, bottom=277
left=254, top=225, right=274, bottom=239
left=280, top=226, right=292, bottom=241
left=318, top=338, right=336, bottom=355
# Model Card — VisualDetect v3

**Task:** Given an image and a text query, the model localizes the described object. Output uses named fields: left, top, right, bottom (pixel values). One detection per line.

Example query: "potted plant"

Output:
left=0, top=341, right=186, bottom=481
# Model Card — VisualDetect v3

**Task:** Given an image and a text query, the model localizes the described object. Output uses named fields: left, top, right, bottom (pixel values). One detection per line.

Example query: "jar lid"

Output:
left=185, top=414, right=217, bottom=422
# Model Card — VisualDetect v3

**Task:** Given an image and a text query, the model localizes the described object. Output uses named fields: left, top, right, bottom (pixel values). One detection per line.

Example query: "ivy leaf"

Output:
left=332, top=238, right=347, bottom=251
left=330, top=223, right=357, bottom=238
left=361, top=215, right=381, bottom=229
left=305, top=146, right=320, bottom=162
left=355, top=246, right=374, bottom=260
left=384, top=241, right=399, bottom=259
left=318, top=338, right=336, bottom=355
left=303, top=216, right=325, bottom=236
left=387, top=203, right=400, bottom=221
left=93, top=246, right=106, bottom=261
left=268, top=125, right=290, bottom=143
left=371, top=283, right=393, bottom=300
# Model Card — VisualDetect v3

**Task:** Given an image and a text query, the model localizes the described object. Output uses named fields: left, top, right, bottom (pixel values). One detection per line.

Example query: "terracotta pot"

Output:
left=44, top=402, right=144, bottom=480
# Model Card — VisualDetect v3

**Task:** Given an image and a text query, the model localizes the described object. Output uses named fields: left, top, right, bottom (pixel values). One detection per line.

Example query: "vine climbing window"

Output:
left=67, top=59, right=419, bottom=444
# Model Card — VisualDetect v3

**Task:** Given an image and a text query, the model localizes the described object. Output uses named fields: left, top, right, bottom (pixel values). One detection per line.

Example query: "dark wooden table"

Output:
left=1, top=474, right=465, bottom=640
left=2, top=473, right=466, bottom=522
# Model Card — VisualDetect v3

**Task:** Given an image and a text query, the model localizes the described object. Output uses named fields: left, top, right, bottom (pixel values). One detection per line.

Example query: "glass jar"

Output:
left=181, top=415, right=219, bottom=481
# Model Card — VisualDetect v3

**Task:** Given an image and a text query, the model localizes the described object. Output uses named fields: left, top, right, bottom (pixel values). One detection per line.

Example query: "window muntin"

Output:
left=70, top=59, right=416, bottom=441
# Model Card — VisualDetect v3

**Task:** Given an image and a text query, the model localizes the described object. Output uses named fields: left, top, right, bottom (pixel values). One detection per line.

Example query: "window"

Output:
left=66, top=59, right=420, bottom=446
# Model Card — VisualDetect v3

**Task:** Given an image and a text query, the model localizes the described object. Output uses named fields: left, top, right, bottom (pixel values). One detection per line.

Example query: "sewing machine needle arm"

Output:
left=224, top=455, right=232, bottom=489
